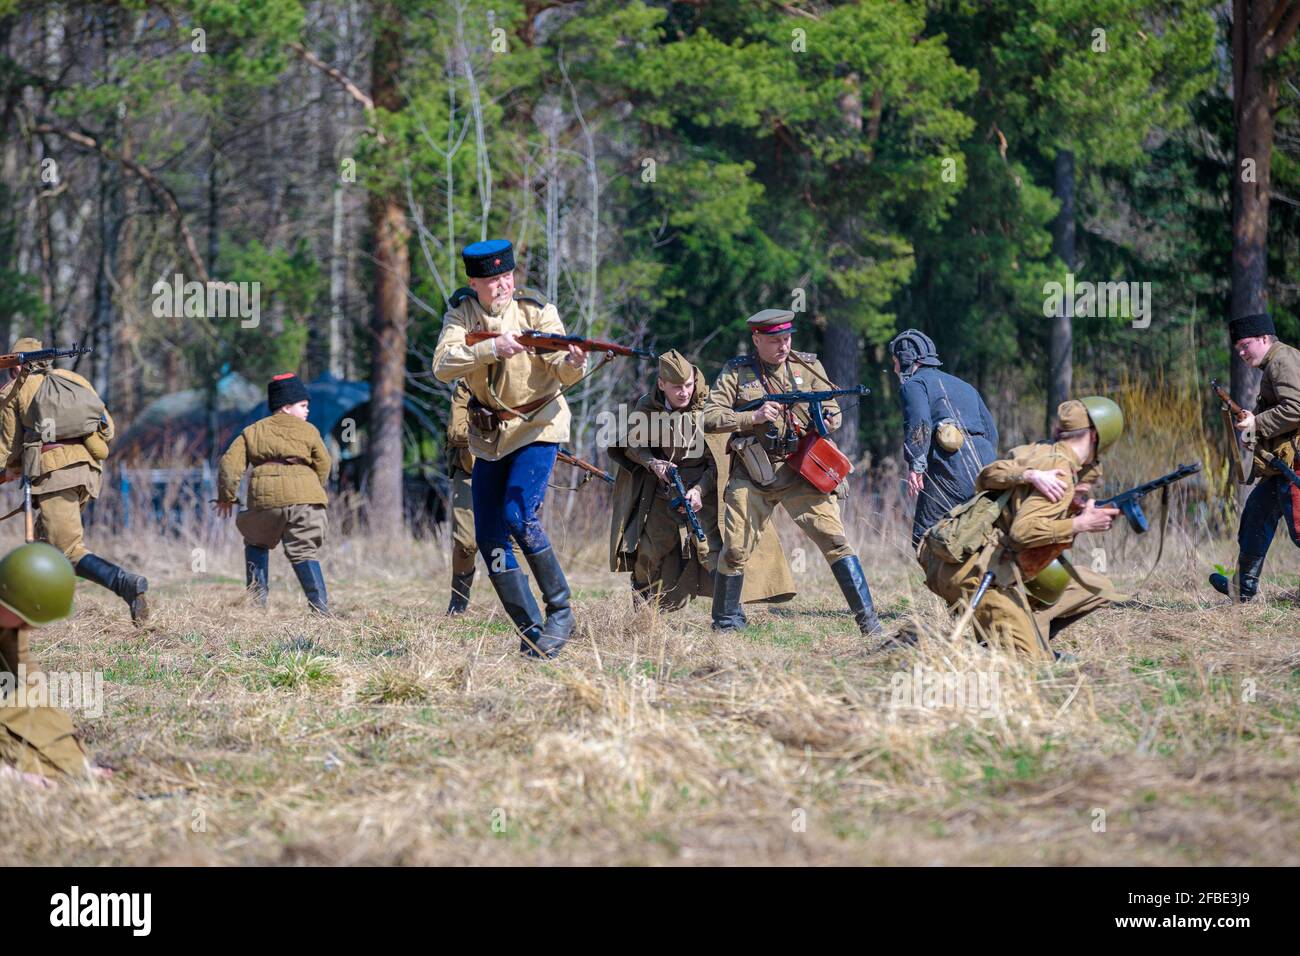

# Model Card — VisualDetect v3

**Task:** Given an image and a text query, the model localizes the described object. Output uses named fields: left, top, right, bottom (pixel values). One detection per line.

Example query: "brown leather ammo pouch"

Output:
left=730, top=434, right=777, bottom=486
left=468, top=396, right=501, bottom=433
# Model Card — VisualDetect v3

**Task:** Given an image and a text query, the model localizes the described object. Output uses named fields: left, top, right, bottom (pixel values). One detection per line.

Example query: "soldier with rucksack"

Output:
left=0, top=337, right=148, bottom=624
left=916, top=398, right=1124, bottom=661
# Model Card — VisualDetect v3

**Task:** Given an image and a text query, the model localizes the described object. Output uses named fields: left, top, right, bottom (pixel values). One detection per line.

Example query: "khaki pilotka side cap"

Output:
left=657, top=349, right=693, bottom=385
left=11, top=337, right=42, bottom=353
left=1056, top=400, right=1092, bottom=432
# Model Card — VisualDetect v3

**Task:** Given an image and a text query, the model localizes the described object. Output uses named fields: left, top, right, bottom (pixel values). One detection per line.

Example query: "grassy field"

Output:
left=2, top=506, right=1298, bottom=867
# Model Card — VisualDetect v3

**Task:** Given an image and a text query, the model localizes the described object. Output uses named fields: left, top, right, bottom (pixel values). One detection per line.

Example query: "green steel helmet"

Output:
left=1080, top=396, right=1124, bottom=451
left=1025, top=558, right=1071, bottom=608
left=0, top=542, right=76, bottom=626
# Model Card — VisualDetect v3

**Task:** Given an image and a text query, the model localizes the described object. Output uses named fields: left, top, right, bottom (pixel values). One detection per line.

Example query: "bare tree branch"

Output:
left=32, top=122, right=210, bottom=283
left=288, top=41, right=389, bottom=145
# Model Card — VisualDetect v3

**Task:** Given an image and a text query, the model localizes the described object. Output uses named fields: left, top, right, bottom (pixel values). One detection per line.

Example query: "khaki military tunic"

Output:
left=609, top=367, right=719, bottom=600
left=1249, top=341, right=1300, bottom=480
left=609, top=365, right=797, bottom=607
left=0, top=626, right=90, bottom=779
left=448, top=381, right=478, bottom=576
left=920, top=441, right=1119, bottom=660
left=703, top=351, right=854, bottom=574
left=432, top=288, right=585, bottom=461
left=219, top=413, right=332, bottom=562
left=0, top=368, right=115, bottom=563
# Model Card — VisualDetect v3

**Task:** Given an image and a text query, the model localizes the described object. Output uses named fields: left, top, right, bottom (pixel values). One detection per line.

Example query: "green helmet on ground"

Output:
left=1025, top=557, right=1071, bottom=607
left=0, top=542, right=76, bottom=626
left=1080, top=396, right=1124, bottom=451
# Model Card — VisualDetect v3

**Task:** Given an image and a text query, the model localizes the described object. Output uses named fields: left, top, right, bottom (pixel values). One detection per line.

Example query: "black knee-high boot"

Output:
left=291, top=560, right=329, bottom=615
left=245, top=545, right=269, bottom=607
left=75, top=553, right=149, bottom=624
left=488, top=568, right=545, bottom=653
left=521, top=547, right=574, bottom=659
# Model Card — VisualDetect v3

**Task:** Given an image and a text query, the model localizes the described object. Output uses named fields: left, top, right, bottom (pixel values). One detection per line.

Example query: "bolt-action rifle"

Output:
left=557, top=448, right=615, bottom=485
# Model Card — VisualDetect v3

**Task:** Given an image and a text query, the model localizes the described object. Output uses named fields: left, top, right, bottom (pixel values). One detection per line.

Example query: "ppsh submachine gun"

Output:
left=666, top=465, right=707, bottom=543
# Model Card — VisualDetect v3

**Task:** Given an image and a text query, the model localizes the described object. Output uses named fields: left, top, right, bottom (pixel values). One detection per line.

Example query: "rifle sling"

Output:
left=1133, top=485, right=1173, bottom=590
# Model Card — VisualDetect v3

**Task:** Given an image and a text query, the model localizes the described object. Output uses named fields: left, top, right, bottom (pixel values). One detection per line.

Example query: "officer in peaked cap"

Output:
left=702, top=308, right=882, bottom=636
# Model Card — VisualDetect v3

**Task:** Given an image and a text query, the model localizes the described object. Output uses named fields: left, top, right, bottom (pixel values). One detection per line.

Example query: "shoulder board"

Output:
left=793, top=350, right=817, bottom=363
left=513, top=288, right=549, bottom=308
left=448, top=287, right=477, bottom=308
left=725, top=355, right=752, bottom=369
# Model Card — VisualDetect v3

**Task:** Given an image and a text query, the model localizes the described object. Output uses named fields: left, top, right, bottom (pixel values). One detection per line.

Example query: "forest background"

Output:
left=2, top=0, right=1298, bottom=533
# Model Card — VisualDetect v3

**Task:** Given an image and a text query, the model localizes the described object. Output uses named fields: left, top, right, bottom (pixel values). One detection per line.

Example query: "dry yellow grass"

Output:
left=1, top=499, right=1298, bottom=866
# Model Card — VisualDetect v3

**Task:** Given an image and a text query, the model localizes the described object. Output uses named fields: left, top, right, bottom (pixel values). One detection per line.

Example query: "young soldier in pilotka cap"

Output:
left=215, top=373, right=332, bottom=614
left=1209, top=313, right=1300, bottom=601
left=433, top=239, right=588, bottom=659
left=608, top=348, right=795, bottom=611
left=0, top=542, right=103, bottom=787
left=703, top=309, right=881, bottom=635
left=0, top=337, right=148, bottom=624
left=918, top=397, right=1125, bottom=661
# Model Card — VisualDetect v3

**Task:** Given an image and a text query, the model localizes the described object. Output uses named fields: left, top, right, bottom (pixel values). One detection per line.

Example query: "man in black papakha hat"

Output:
left=215, top=373, right=333, bottom=614
left=1210, top=313, right=1300, bottom=602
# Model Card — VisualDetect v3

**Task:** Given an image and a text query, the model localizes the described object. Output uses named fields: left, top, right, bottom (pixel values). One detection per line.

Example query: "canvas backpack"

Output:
left=20, top=372, right=106, bottom=476
left=925, top=488, right=1012, bottom=565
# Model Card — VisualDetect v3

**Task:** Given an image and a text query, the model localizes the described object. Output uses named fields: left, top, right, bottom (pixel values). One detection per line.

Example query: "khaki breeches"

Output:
left=451, top=468, right=478, bottom=575
left=236, top=504, right=328, bottom=563
left=35, top=487, right=91, bottom=563
left=719, top=476, right=853, bottom=574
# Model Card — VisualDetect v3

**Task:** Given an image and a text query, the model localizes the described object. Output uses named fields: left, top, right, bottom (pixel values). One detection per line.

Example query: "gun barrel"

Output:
left=557, top=449, right=614, bottom=484
left=1097, top=462, right=1201, bottom=508
left=736, top=385, right=869, bottom=411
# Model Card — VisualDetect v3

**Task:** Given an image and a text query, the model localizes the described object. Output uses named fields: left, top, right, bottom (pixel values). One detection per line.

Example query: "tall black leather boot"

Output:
left=706, top=570, right=747, bottom=625
left=75, top=553, right=149, bottom=624
left=522, top=547, right=574, bottom=659
left=488, top=568, right=545, bottom=654
left=1209, top=552, right=1266, bottom=602
left=831, top=555, right=882, bottom=635
left=291, top=560, right=329, bottom=615
left=245, top=545, right=269, bottom=608
left=711, top=572, right=745, bottom=631
left=447, top=570, right=474, bottom=615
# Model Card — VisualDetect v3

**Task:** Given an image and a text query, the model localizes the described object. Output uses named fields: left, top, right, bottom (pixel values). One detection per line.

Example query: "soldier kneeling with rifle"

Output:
left=917, top=398, right=1127, bottom=661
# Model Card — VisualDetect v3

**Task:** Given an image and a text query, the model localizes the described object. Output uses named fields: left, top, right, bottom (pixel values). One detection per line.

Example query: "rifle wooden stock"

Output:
left=557, top=449, right=614, bottom=484
left=1017, top=542, right=1070, bottom=580
left=1210, top=378, right=1248, bottom=422
left=1210, top=379, right=1251, bottom=482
